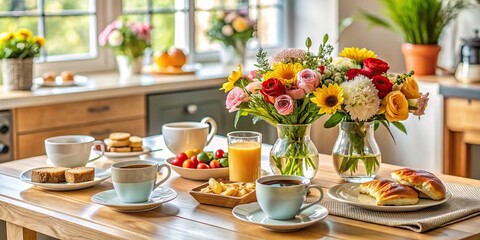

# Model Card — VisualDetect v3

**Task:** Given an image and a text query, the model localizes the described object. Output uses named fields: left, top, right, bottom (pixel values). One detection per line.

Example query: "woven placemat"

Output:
left=321, top=182, right=480, bottom=232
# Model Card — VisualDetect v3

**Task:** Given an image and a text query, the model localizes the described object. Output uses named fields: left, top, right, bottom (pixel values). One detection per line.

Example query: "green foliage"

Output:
left=357, top=0, right=471, bottom=44
left=254, top=48, right=272, bottom=74
left=324, top=112, right=347, bottom=128
left=205, top=11, right=255, bottom=50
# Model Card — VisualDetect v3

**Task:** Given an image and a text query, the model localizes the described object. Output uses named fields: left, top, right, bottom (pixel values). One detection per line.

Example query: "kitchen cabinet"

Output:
left=13, top=95, right=146, bottom=159
left=147, top=88, right=276, bottom=144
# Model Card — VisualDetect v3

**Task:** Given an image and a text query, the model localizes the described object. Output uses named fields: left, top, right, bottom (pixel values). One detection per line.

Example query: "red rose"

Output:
left=318, top=65, right=325, bottom=74
left=372, top=75, right=393, bottom=98
left=260, top=78, right=286, bottom=104
left=346, top=68, right=372, bottom=80
left=364, top=58, right=389, bottom=76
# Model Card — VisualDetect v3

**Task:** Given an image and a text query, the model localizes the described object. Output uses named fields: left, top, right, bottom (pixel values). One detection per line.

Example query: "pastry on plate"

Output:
left=109, top=132, right=130, bottom=141
left=60, top=71, right=75, bottom=82
left=42, top=72, right=56, bottom=82
left=358, top=179, right=419, bottom=206
left=65, top=167, right=94, bottom=183
left=129, top=136, right=143, bottom=148
left=31, top=167, right=69, bottom=183
left=391, top=168, right=446, bottom=200
left=110, top=146, right=131, bottom=152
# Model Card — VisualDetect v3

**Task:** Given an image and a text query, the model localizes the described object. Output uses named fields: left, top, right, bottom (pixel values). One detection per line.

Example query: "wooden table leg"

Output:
left=6, top=222, right=36, bottom=240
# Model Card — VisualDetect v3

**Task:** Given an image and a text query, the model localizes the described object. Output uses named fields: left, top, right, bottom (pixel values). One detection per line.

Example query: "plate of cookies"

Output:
left=20, top=167, right=111, bottom=191
left=34, top=71, right=88, bottom=87
left=327, top=168, right=451, bottom=212
left=96, top=132, right=152, bottom=158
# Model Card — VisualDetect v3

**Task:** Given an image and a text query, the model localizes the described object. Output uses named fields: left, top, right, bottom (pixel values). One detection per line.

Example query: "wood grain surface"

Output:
left=0, top=135, right=479, bottom=240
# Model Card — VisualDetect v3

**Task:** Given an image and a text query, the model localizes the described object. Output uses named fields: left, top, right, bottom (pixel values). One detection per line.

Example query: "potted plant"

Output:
left=0, top=28, right=45, bottom=91
left=356, top=0, right=470, bottom=75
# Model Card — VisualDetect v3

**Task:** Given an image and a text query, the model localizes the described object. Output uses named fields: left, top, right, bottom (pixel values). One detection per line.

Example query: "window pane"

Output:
left=0, top=17, right=38, bottom=34
left=153, top=0, right=180, bottom=9
left=257, top=7, right=281, bottom=47
left=195, top=10, right=218, bottom=53
left=122, top=0, right=148, bottom=11
left=44, top=0, right=91, bottom=13
left=122, top=14, right=148, bottom=23
left=258, top=0, right=280, bottom=6
left=0, top=0, right=38, bottom=14
left=45, top=16, right=92, bottom=56
left=152, top=13, right=187, bottom=51
left=195, top=0, right=222, bottom=10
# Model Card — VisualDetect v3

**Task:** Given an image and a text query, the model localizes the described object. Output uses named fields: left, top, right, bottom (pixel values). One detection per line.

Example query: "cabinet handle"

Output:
left=88, top=106, right=111, bottom=113
left=90, top=129, right=112, bottom=136
left=185, top=104, right=198, bottom=115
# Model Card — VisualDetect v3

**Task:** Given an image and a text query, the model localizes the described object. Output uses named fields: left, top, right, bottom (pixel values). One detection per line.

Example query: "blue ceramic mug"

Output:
left=111, top=160, right=171, bottom=203
left=256, top=175, right=324, bottom=220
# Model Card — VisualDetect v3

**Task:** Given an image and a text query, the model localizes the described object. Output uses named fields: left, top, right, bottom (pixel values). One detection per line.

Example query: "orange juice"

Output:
left=228, top=141, right=261, bottom=182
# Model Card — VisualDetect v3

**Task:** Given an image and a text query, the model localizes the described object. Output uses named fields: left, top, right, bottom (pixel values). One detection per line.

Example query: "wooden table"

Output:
left=0, top=135, right=479, bottom=240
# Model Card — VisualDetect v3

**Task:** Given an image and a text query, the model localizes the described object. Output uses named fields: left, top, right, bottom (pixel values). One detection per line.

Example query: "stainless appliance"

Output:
left=455, top=29, right=480, bottom=83
left=0, top=111, right=12, bottom=163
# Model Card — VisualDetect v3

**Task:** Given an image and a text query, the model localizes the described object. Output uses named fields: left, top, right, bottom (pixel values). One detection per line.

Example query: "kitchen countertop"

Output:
left=1, top=67, right=479, bottom=110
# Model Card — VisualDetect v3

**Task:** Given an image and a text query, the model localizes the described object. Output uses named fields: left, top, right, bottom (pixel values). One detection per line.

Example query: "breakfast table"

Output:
left=0, top=135, right=479, bottom=240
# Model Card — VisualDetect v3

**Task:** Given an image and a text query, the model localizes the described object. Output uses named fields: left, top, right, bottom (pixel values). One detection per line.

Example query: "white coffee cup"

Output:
left=45, top=135, right=105, bottom=168
left=162, top=117, right=217, bottom=154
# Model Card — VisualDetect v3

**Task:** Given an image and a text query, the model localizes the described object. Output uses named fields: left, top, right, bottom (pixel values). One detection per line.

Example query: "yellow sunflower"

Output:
left=264, top=62, right=303, bottom=87
left=0, top=32, right=13, bottom=44
left=33, top=36, right=46, bottom=47
left=339, top=47, right=377, bottom=63
left=14, top=28, right=32, bottom=40
left=221, top=64, right=243, bottom=92
left=311, top=84, right=344, bottom=115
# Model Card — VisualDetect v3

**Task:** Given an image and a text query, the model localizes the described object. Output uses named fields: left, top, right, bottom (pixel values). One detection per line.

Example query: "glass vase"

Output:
left=269, top=124, right=319, bottom=179
left=332, top=121, right=381, bottom=183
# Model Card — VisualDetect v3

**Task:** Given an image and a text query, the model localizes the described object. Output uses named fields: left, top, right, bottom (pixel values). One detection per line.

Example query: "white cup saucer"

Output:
left=91, top=187, right=177, bottom=212
left=232, top=202, right=328, bottom=232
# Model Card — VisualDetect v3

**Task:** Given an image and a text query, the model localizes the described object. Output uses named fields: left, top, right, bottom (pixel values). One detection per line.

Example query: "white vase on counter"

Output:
left=116, top=55, right=143, bottom=79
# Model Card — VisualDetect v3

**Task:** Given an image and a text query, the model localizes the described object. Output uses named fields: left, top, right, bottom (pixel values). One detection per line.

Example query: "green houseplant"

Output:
left=356, top=0, right=470, bottom=75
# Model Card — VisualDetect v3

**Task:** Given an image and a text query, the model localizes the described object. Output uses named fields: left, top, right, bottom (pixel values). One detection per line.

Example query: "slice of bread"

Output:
left=31, top=167, right=69, bottom=183
left=109, top=132, right=131, bottom=141
left=65, top=167, right=94, bottom=183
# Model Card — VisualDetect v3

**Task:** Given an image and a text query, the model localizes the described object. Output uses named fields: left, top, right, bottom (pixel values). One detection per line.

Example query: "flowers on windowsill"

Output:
left=98, top=17, right=152, bottom=61
left=0, top=28, right=45, bottom=59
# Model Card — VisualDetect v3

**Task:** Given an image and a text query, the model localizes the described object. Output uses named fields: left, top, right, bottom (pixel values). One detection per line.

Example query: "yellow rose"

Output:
left=33, top=36, right=46, bottom=47
left=0, top=32, right=14, bottom=45
left=383, top=91, right=409, bottom=122
left=401, top=76, right=421, bottom=99
left=232, top=17, right=249, bottom=32
left=14, top=28, right=33, bottom=40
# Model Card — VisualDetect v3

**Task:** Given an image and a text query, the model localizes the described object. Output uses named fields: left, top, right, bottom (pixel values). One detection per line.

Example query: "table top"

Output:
left=0, top=135, right=479, bottom=240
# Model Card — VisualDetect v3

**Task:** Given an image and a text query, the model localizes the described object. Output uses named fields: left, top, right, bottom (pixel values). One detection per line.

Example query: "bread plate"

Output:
left=20, top=167, right=111, bottom=191
left=34, top=75, right=88, bottom=87
left=328, top=183, right=451, bottom=212
left=166, top=157, right=229, bottom=181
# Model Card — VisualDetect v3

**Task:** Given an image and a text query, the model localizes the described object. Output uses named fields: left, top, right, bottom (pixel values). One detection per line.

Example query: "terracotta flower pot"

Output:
left=401, top=44, right=441, bottom=76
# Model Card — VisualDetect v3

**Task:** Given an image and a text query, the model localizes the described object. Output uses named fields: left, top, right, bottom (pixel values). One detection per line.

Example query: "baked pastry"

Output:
left=131, top=147, right=144, bottom=152
left=391, top=168, right=446, bottom=200
left=129, top=136, right=143, bottom=148
left=60, top=71, right=75, bottom=81
left=110, top=146, right=131, bottom=152
left=109, top=132, right=130, bottom=141
left=358, top=179, right=419, bottom=206
left=65, top=167, right=94, bottom=183
left=42, top=72, right=56, bottom=82
left=109, top=139, right=130, bottom=147
left=31, top=167, right=69, bottom=183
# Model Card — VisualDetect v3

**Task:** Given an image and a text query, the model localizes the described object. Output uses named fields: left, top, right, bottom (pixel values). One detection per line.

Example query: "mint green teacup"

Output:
left=256, top=175, right=324, bottom=220
left=111, top=160, right=171, bottom=203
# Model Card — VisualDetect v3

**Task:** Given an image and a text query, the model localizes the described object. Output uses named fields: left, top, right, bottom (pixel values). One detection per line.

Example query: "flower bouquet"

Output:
left=221, top=35, right=334, bottom=179
left=0, top=28, right=45, bottom=90
left=316, top=47, right=429, bottom=182
left=206, top=10, right=255, bottom=65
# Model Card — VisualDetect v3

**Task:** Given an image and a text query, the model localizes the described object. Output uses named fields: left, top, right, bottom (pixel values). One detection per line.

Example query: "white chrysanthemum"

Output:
left=340, top=75, right=380, bottom=121
left=331, top=57, right=356, bottom=70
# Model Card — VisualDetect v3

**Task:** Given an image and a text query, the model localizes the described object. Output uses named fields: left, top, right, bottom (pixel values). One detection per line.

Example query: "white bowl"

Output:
left=165, top=157, right=229, bottom=181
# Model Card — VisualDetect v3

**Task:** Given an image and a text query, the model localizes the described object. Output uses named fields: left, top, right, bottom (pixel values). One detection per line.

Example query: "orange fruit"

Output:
left=168, top=48, right=187, bottom=68
left=154, top=51, right=170, bottom=69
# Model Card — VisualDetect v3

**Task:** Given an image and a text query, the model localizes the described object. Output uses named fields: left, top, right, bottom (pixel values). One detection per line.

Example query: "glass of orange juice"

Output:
left=227, top=131, right=262, bottom=182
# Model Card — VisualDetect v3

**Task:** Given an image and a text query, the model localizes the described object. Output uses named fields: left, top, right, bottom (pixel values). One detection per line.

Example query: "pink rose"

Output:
left=249, top=70, right=262, bottom=80
left=225, top=87, right=249, bottom=112
left=98, top=22, right=118, bottom=46
left=245, top=81, right=261, bottom=94
left=414, top=93, right=429, bottom=116
left=296, top=69, right=320, bottom=93
left=286, top=87, right=306, bottom=99
left=130, top=23, right=152, bottom=42
left=274, top=94, right=294, bottom=115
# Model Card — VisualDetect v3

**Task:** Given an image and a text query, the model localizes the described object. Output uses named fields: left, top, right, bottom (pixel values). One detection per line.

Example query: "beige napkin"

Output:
left=321, top=182, right=480, bottom=232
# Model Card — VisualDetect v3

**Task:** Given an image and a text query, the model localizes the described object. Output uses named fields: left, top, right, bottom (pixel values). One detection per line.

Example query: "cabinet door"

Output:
left=147, top=88, right=276, bottom=144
